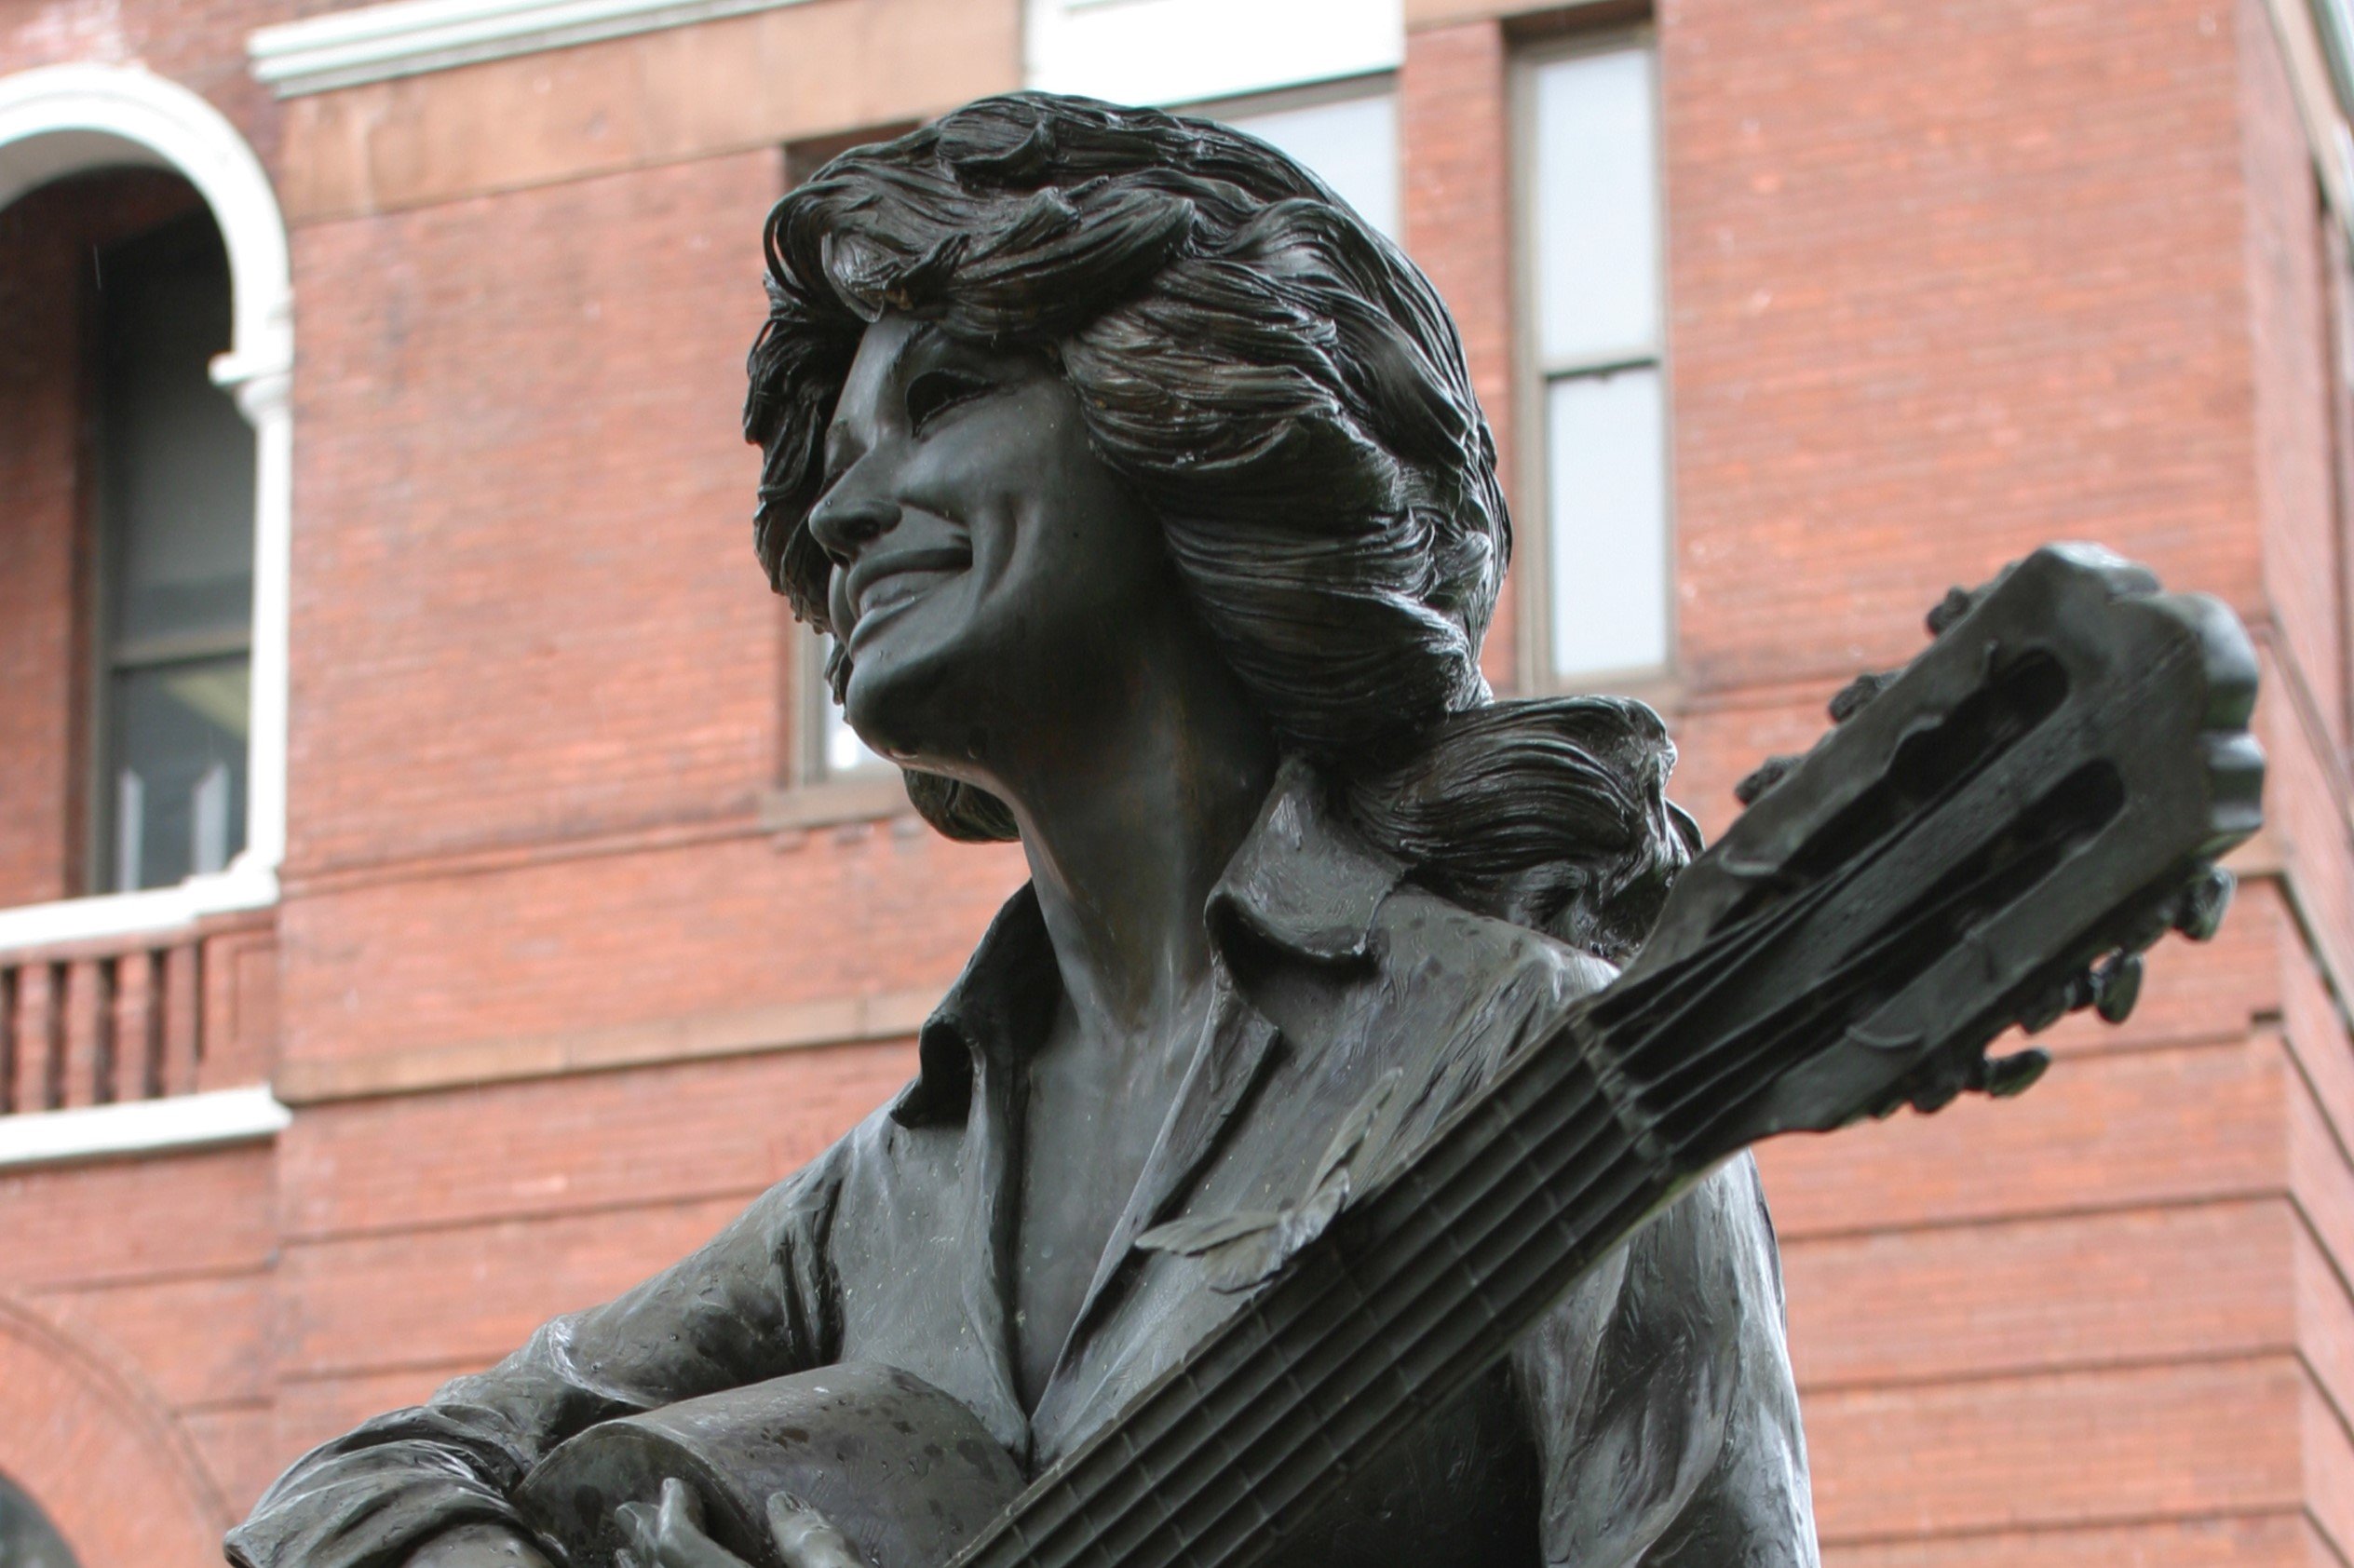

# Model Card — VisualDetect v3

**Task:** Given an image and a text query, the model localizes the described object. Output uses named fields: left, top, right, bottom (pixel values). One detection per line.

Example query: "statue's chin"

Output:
left=840, top=656, right=984, bottom=781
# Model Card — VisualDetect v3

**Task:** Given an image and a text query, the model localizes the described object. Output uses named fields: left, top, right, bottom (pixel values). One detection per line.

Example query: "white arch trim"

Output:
left=0, top=64, right=291, bottom=951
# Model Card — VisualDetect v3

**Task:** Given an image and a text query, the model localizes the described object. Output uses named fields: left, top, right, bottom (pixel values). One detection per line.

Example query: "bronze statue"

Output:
left=226, top=94, right=2261, bottom=1568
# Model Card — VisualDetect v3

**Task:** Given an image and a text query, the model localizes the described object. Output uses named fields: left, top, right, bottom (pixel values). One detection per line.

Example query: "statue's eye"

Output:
left=905, top=369, right=990, bottom=431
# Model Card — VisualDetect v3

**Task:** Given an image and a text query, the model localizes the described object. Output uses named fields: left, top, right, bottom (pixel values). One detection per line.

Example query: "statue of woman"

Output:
left=228, top=92, right=1819, bottom=1568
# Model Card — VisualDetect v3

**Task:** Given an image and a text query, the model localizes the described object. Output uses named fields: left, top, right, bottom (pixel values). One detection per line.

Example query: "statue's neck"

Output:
left=997, top=644, right=1277, bottom=1046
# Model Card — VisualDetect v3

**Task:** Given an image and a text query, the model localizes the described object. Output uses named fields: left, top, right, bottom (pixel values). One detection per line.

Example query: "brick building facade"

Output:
left=2, top=0, right=2351, bottom=1562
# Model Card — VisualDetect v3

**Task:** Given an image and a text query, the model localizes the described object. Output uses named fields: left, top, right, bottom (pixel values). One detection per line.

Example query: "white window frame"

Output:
left=1511, top=31, right=1677, bottom=697
left=1023, top=0, right=1400, bottom=108
left=1176, top=73, right=1401, bottom=243
left=0, top=64, right=292, bottom=951
left=796, top=624, right=894, bottom=787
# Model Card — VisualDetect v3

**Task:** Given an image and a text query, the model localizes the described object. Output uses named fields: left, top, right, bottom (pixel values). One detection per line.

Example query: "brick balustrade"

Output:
left=0, top=911, right=276, bottom=1116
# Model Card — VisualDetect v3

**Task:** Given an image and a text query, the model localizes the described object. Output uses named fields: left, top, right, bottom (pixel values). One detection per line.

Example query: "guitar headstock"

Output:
left=1597, top=545, right=2263, bottom=1161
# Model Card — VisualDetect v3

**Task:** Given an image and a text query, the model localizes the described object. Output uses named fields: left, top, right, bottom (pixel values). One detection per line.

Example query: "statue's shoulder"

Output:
left=1366, top=879, right=1622, bottom=1015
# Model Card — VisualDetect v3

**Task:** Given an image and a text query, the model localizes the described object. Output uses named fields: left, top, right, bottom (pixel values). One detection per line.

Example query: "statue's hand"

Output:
left=764, top=1493, right=870, bottom=1568
left=402, top=1522, right=558, bottom=1568
left=616, top=1479, right=871, bottom=1568
left=616, top=1480, right=751, bottom=1568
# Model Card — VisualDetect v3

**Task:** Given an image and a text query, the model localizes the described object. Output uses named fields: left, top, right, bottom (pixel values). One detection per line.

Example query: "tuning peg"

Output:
left=1971, top=1047, right=2050, bottom=1099
left=1734, top=753, right=1802, bottom=806
left=1828, top=670, right=1897, bottom=724
left=2172, top=866, right=2234, bottom=942
left=2092, top=951, right=2142, bottom=1023
left=1926, top=586, right=1978, bottom=637
left=2018, top=979, right=2074, bottom=1034
left=1908, top=1074, right=1964, bottom=1115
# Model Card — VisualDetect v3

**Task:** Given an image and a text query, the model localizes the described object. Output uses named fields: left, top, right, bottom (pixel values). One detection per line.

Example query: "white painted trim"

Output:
left=0, top=65, right=291, bottom=923
left=2318, top=0, right=2354, bottom=111
left=250, top=0, right=815, bottom=96
left=1024, top=0, right=1401, bottom=108
left=0, top=66, right=291, bottom=385
left=0, top=1086, right=290, bottom=1169
left=0, top=866, right=277, bottom=956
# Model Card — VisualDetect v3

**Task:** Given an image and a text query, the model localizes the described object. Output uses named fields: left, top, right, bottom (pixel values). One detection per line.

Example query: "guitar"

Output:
left=515, top=544, right=2265, bottom=1568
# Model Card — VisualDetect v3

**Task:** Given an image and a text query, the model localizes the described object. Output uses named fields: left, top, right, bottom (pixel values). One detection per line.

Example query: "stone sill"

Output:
left=0, top=1085, right=291, bottom=1170
left=249, top=0, right=814, bottom=96
left=277, top=988, right=938, bottom=1103
left=0, top=864, right=277, bottom=962
left=758, top=774, right=913, bottom=833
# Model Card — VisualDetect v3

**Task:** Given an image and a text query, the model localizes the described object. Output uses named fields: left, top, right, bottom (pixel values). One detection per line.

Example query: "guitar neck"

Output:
left=950, top=734, right=2126, bottom=1568
left=942, top=548, right=2264, bottom=1568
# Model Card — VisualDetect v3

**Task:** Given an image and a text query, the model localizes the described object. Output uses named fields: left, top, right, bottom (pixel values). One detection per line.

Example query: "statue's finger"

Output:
left=616, top=1501, right=659, bottom=1562
left=645, top=1479, right=751, bottom=1568
left=660, top=1478, right=710, bottom=1534
left=766, top=1493, right=872, bottom=1568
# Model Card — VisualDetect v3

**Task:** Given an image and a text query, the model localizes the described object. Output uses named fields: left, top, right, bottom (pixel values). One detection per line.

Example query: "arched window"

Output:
left=90, top=193, right=256, bottom=890
left=0, top=1469, right=79, bottom=1568
left=0, top=64, right=291, bottom=947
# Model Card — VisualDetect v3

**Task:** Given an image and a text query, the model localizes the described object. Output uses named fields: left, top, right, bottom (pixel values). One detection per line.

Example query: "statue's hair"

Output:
left=744, top=91, right=1696, bottom=959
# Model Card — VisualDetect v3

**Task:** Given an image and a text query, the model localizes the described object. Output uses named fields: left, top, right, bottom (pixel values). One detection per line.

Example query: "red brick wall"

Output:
left=0, top=179, right=95, bottom=910
left=0, top=0, right=314, bottom=172
left=277, top=148, right=1026, bottom=1067
left=1665, top=0, right=2261, bottom=698
left=1401, top=20, right=1522, bottom=693
left=1399, top=5, right=2354, bottom=1566
left=3, top=0, right=2351, bottom=1562
left=283, top=150, right=784, bottom=877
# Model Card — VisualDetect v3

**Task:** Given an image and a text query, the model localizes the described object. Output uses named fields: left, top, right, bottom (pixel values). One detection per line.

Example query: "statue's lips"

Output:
left=846, top=546, right=972, bottom=646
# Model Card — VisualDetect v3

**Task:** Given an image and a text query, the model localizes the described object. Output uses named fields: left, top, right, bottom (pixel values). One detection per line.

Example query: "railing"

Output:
left=0, top=910, right=276, bottom=1118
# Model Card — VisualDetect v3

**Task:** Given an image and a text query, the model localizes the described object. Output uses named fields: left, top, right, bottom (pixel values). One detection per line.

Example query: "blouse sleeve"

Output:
left=223, top=1144, right=846, bottom=1568
left=1509, top=1153, right=1821, bottom=1568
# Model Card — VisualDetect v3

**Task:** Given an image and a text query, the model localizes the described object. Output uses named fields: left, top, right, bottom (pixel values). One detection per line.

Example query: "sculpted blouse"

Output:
left=227, top=762, right=1820, bottom=1568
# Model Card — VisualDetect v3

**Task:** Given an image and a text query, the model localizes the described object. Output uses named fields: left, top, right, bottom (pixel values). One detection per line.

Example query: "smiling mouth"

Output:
left=846, top=546, right=972, bottom=645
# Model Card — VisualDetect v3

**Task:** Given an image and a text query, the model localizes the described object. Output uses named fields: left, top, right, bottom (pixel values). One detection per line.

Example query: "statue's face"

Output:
left=808, top=313, right=1174, bottom=782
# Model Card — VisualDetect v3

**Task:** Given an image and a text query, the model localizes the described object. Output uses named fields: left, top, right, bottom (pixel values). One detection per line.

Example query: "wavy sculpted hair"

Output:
left=744, top=92, right=1698, bottom=961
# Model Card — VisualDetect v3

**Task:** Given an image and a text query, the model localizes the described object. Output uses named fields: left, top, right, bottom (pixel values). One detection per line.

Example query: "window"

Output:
left=1522, top=41, right=1670, bottom=684
left=781, top=127, right=919, bottom=790
left=0, top=62, right=293, bottom=939
left=800, top=625, right=890, bottom=783
left=0, top=1470, right=79, bottom=1568
left=1023, top=0, right=1401, bottom=113
left=1208, top=79, right=1400, bottom=241
left=2327, top=207, right=2354, bottom=748
left=91, top=208, right=255, bottom=891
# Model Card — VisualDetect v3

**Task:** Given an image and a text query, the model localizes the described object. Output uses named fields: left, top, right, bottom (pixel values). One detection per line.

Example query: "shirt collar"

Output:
left=889, top=757, right=1401, bottom=1127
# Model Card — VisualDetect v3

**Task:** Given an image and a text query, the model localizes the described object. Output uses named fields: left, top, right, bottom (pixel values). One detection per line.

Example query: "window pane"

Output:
left=807, top=630, right=890, bottom=779
left=1220, top=90, right=1400, bottom=240
left=1532, top=47, right=1659, bottom=367
left=1547, top=367, right=1668, bottom=677
left=98, top=209, right=255, bottom=648
left=824, top=703, right=886, bottom=777
left=110, top=655, right=250, bottom=892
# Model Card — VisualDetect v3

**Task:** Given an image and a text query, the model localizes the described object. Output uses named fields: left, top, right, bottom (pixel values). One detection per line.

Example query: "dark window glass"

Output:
left=93, top=207, right=254, bottom=892
left=0, top=1472, right=79, bottom=1568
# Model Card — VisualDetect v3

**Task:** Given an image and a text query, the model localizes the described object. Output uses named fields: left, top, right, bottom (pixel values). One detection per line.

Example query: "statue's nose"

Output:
left=807, top=479, right=901, bottom=563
